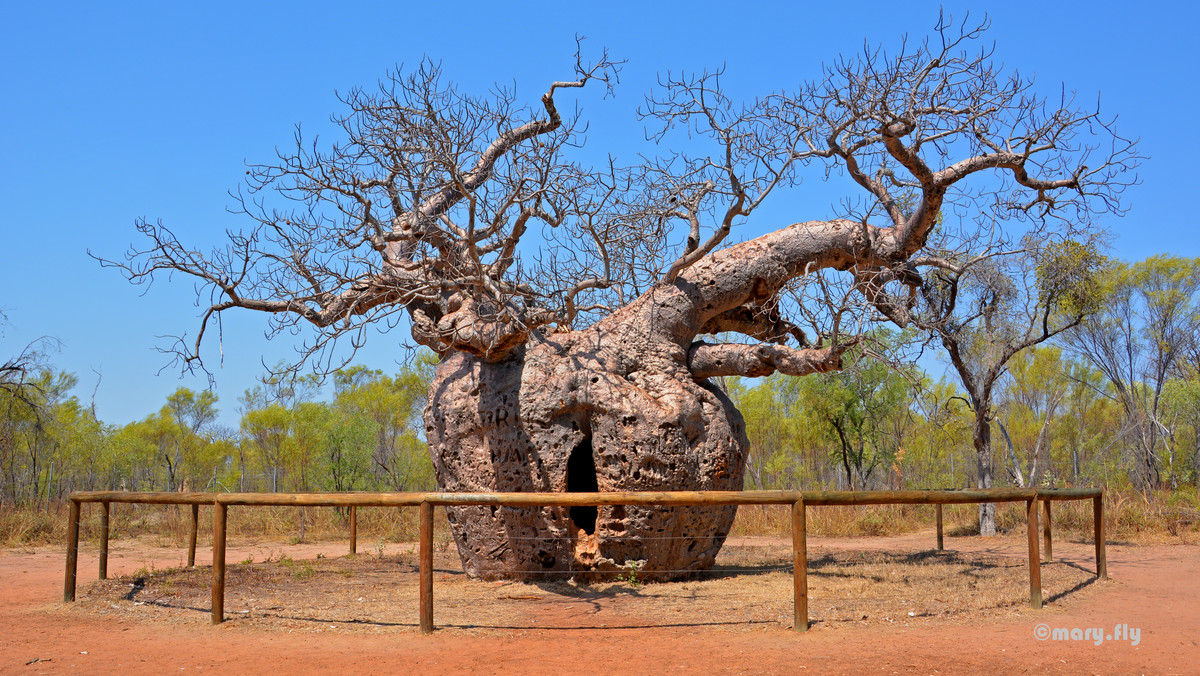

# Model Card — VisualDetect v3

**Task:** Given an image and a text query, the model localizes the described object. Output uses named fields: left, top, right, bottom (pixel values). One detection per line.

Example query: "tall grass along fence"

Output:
left=63, top=488, right=1105, bottom=633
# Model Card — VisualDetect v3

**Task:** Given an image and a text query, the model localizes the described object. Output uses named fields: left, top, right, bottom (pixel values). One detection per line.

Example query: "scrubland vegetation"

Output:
left=3, top=255, right=1200, bottom=544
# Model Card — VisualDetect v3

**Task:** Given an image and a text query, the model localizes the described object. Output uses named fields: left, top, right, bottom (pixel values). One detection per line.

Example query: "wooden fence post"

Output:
left=419, top=501, right=434, bottom=634
left=1093, top=494, right=1107, bottom=579
left=212, top=503, right=227, bottom=624
left=64, top=499, right=81, bottom=602
left=792, top=499, right=808, bottom=632
left=1042, top=499, right=1052, bottom=563
left=349, top=506, right=357, bottom=555
left=935, top=504, right=944, bottom=551
left=1027, top=499, right=1042, bottom=609
left=188, top=504, right=199, bottom=568
left=99, top=501, right=110, bottom=580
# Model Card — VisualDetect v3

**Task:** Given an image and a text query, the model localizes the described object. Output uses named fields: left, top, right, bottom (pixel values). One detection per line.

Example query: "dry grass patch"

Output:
left=76, top=538, right=1095, bottom=634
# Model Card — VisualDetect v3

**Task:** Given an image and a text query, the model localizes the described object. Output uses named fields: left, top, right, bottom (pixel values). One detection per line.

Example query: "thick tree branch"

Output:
left=687, top=340, right=855, bottom=379
left=699, top=302, right=809, bottom=346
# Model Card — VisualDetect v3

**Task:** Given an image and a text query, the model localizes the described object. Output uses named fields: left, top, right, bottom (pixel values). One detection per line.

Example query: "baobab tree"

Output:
left=102, top=16, right=1137, bottom=578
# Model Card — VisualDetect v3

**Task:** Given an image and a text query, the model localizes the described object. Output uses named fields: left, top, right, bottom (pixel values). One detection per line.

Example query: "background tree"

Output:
left=236, top=355, right=434, bottom=492
left=294, top=401, right=373, bottom=493
left=330, top=359, right=433, bottom=491
left=910, top=378, right=973, bottom=488
left=240, top=400, right=296, bottom=491
left=1053, top=355, right=1115, bottom=485
left=1159, top=378, right=1200, bottom=487
left=0, top=317, right=60, bottom=503
left=898, top=241, right=1107, bottom=534
left=101, top=17, right=1137, bottom=577
left=729, top=377, right=794, bottom=490
left=162, top=388, right=219, bottom=491
left=792, top=336, right=916, bottom=490
left=996, top=345, right=1072, bottom=488
left=1064, top=256, right=1200, bottom=489
left=0, top=315, right=113, bottom=504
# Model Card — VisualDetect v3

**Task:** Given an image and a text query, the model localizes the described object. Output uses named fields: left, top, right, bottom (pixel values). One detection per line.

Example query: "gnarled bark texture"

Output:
left=424, top=221, right=860, bottom=579
left=425, top=335, right=746, bottom=580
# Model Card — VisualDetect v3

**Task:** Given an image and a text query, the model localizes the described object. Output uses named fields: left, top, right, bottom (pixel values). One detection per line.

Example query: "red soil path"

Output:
left=3, top=533, right=1197, bottom=674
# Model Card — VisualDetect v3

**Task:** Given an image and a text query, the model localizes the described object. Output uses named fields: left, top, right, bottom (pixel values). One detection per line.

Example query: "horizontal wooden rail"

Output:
left=802, top=489, right=1038, bottom=506
left=63, top=487, right=1107, bottom=633
left=1036, top=488, right=1104, bottom=500
left=428, top=490, right=801, bottom=506
left=70, top=487, right=1071, bottom=508
left=71, top=491, right=217, bottom=505
left=213, top=492, right=429, bottom=507
left=69, top=490, right=428, bottom=507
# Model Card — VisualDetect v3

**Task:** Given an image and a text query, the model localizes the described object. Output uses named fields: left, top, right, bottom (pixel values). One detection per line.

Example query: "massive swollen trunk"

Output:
left=425, top=326, right=747, bottom=581
left=423, top=219, right=868, bottom=580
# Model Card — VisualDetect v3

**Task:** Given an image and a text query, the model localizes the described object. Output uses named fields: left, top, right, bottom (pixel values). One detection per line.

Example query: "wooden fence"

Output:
left=63, top=488, right=1106, bottom=633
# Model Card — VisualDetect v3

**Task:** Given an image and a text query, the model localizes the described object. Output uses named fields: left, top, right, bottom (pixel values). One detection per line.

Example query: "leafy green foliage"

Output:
left=0, top=339, right=438, bottom=502
left=1036, top=240, right=1107, bottom=318
left=792, top=344, right=915, bottom=490
left=1065, top=255, right=1200, bottom=488
left=235, top=350, right=438, bottom=493
left=733, top=332, right=919, bottom=490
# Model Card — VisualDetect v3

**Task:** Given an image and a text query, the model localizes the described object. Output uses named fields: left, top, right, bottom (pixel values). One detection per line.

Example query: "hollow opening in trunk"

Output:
left=566, top=437, right=598, bottom=535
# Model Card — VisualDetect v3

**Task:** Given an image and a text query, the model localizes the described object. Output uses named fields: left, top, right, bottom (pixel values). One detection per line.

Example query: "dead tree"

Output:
left=101, top=18, right=1137, bottom=579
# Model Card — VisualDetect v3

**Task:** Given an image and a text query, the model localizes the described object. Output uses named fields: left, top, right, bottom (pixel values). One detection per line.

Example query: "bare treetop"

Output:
left=100, top=16, right=1138, bottom=377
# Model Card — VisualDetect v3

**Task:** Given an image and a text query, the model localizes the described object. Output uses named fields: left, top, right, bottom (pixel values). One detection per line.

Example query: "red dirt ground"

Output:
left=3, top=532, right=1197, bottom=674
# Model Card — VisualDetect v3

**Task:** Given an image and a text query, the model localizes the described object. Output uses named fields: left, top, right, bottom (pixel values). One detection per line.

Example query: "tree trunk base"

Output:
left=425, top=330, right=749, bottom=580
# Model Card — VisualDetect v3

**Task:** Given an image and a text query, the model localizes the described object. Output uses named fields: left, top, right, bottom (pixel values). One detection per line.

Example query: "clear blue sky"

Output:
left=1, top=1, right=1196, bottom=429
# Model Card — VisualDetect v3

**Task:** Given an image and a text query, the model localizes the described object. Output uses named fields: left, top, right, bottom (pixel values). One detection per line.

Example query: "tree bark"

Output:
left=973, top=409, right=997, bottom=536
left=424, top=219, right=871, bottom=579
left=425, top=319, right=748, bottom=580
left=997, top=420, right=1024, bottom=488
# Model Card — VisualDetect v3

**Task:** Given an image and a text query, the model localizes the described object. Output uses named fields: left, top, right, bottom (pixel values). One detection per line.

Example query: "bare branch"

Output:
left=97, top=16, right=1136, bottom=385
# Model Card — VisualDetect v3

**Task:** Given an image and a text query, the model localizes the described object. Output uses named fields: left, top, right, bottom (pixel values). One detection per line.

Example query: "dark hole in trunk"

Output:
left=567, top=437, right=598, bottom=535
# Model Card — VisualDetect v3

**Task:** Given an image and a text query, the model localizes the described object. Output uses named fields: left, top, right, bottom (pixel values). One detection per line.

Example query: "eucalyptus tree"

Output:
left=0, top=317, right=81, bottom=503
left=898, top=242, right=1107, bottom=534
left=793, top=336, right=917, bottom=491
left=102, top=17, right=1136, bottom=576
left=1064, top=256, right=1200, bottom=489
left=998, top=345, right=1073, bottom=488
